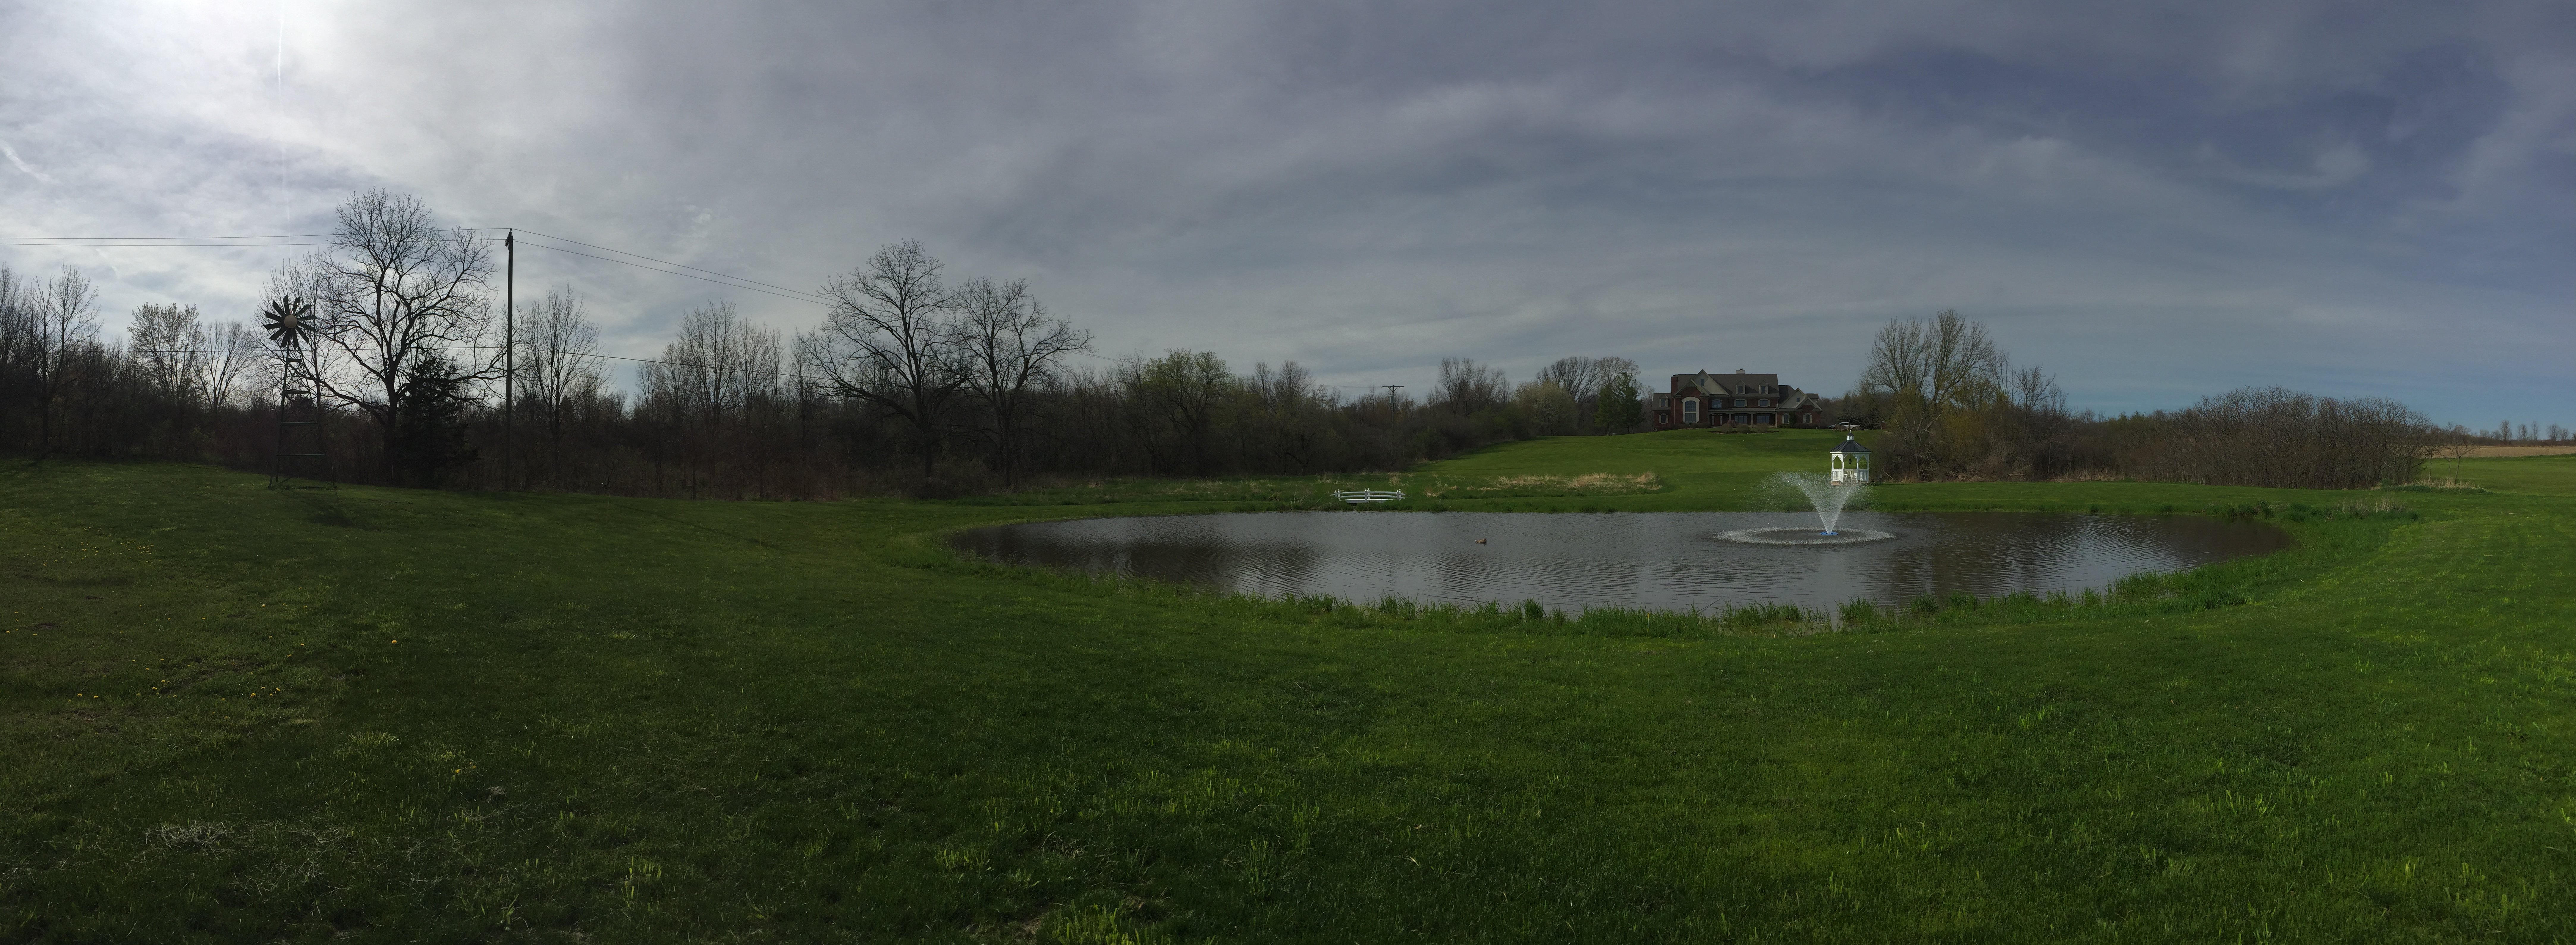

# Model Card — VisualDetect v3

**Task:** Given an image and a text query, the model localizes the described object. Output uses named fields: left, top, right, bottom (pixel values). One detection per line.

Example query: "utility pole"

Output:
left=503, top=229, right=514, bottom=491
left=1382, top=385, right=1403, bottom=435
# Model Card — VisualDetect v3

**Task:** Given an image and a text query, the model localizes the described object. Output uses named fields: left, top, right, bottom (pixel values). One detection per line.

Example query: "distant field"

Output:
left=5, top=440, right=2574, bottom=941
left=2438, top=453, right=2576, bottom=495
left=2461, top=445, right=2576, bottom=458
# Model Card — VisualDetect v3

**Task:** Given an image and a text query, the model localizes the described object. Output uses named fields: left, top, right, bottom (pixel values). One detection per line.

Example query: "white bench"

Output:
left=1332, top=489, right=1405, bottom=505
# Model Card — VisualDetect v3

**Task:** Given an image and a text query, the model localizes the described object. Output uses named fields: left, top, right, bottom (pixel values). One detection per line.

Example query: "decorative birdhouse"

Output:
left=1829, top=434, right=1871, bottom=484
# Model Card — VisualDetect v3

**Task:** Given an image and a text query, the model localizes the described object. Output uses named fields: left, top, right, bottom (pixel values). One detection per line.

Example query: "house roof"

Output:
left=1672, top=370, right=1782, bottom=396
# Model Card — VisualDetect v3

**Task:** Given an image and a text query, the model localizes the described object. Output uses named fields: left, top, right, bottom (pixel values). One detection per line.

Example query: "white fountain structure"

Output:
left=1829, top=434, right=1870, bottom=485
left=1781, top=471, right=1864, bottom=535
left=1718, top=434, right=1892, bottom=545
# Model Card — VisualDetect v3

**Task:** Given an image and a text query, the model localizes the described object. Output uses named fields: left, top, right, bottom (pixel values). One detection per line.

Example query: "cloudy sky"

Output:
left=3, top=0, right=2569, bottom=426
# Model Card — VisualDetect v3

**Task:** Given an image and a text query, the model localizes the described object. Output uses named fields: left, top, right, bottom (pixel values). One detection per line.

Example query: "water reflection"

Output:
left=951, top=511, right=2291, bottom=613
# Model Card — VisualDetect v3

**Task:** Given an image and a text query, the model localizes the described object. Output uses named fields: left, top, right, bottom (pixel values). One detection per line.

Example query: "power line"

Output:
left=0, top=231, right=342, bottom=240
left=7, top=227, right=835, bottom=309
left=20, top=226, right=1405, bottom=392
left=132, top=343, right=821, bottom=384
left=3, top=226, right=824, bottom=301
left=513, top=240, right=834, bottom=307
left=511, top=230, right=824, bottom=301
left=0, top=227, right=833, bottom=305
left=1, top=231, right=518, bottom=249
left=0, top=240, right=337, bottom=248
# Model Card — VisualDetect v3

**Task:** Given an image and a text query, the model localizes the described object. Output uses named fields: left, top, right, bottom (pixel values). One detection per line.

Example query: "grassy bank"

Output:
left=5, top=436, right=2573, bottom=941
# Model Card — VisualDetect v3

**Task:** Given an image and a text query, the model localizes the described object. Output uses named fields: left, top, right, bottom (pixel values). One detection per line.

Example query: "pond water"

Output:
left=950, top=511, right=2292, bottom=614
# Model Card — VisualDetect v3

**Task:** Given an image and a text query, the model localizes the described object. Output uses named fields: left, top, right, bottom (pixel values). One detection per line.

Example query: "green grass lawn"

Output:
left=2440, top=454, right=2576, bottom=497
left=5, top=434, right=2574, bottom=942
left=1426, top=428, right=1858, bottom=477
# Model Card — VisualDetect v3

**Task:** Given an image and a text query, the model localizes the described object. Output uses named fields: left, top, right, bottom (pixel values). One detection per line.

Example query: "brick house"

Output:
left=1647, top=368, right=1824, bottom=430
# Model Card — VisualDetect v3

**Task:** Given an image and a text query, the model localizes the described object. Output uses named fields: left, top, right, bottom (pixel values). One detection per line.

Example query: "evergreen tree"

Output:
left=391, top=351, right=478, bottom=486
left=1596, top=371, right=1644, bottom=433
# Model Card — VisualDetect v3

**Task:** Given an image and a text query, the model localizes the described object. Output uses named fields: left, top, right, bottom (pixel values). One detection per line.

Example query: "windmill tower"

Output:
left=263, top=295, right=326, bottom=489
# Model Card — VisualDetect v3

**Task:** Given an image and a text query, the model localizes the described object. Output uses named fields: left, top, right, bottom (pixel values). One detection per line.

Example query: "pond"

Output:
left=950, top=511, right=2292, bottom=614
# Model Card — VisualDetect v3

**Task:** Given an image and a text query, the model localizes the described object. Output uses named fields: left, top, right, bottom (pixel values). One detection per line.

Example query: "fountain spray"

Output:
left=1773, top=472, right=1865, bottom=535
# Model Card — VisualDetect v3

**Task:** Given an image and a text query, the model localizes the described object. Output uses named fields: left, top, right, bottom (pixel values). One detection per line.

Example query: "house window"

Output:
left=1757, top=413, right=1774, bottom=425
left=1758, top=399, right=1769, bottom=407
left=1681, top=398, right=1699, bottom=424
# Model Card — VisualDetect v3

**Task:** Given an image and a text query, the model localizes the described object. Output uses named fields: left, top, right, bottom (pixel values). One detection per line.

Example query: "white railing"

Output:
left=1332, top=489, right=1405, bottom=505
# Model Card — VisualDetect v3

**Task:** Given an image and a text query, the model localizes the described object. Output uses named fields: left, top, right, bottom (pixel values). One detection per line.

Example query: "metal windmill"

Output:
left=262, top=294, right=317, bottom=352
left=264, top=295, right=327, bottom=489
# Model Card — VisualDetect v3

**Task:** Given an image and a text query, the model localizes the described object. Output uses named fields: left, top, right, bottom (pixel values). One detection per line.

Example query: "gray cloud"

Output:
left=1, top=0, right=2567, bottom=423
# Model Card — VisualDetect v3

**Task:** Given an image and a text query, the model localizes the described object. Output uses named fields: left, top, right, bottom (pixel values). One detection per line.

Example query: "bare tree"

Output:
left=953, top=277, right=1089, bottom=487
left=804, top=240, right=960, bottom=481
left=201, top=321, right=258, bottom=412
left=646, top=301, right=781, bottom=418
left=2429, top=423, right=2478, bottom=486
left=514, top=287, right=607, bottom=486
left=1535, top=355, right=1636, bottom=431
left=2134, top=387, right=2425, bottom=489
left=1861, top=309, right=2003, bottom=413
left=1512, top=379, right=1577, bottom=434
left=0, top=268, right=27, bottom=364
left=2009, top=363, right=2064, bottom=413
left=1434, top=358, right=1509, bottom=415
left=1858, top=310, right=2009, bottom=476
left=28, top=267, right=99, bottom=459
left=1533, top=357, right=1608, bottom=402
left=0, top=270, right=31, bottom=444
left=126, top=303, right=253, bottom=413
left=289, top=189, right=498, bottom=474
left=1245, top=360, right=1332, bottom=471
left=129, top=303, right=209, bottom=404
left=643, top=301, right=785, bottom=498
left=1128, top=350, right=1233, bottom=475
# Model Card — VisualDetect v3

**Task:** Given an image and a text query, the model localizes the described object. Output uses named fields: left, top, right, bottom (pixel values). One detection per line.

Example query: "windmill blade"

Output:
left=262, top=296, right=317, bottom=348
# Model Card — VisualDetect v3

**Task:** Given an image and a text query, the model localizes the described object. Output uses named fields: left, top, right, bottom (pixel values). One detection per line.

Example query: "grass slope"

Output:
left=4, top=434, right=2573, bottom=942
left=1426, top=428, right=1854, bottom=477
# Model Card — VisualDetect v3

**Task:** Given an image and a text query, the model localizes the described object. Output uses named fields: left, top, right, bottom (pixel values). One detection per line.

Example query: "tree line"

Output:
left=1831, top=309, right=2561, bottom=489
left=0, top=191, right=1664, bottom=496
left=9, top=190, right=2558, bottom=495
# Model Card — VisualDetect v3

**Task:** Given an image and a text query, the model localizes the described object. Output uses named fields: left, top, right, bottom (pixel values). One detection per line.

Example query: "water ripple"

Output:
left=953, top=511, right=2289, bottom=613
